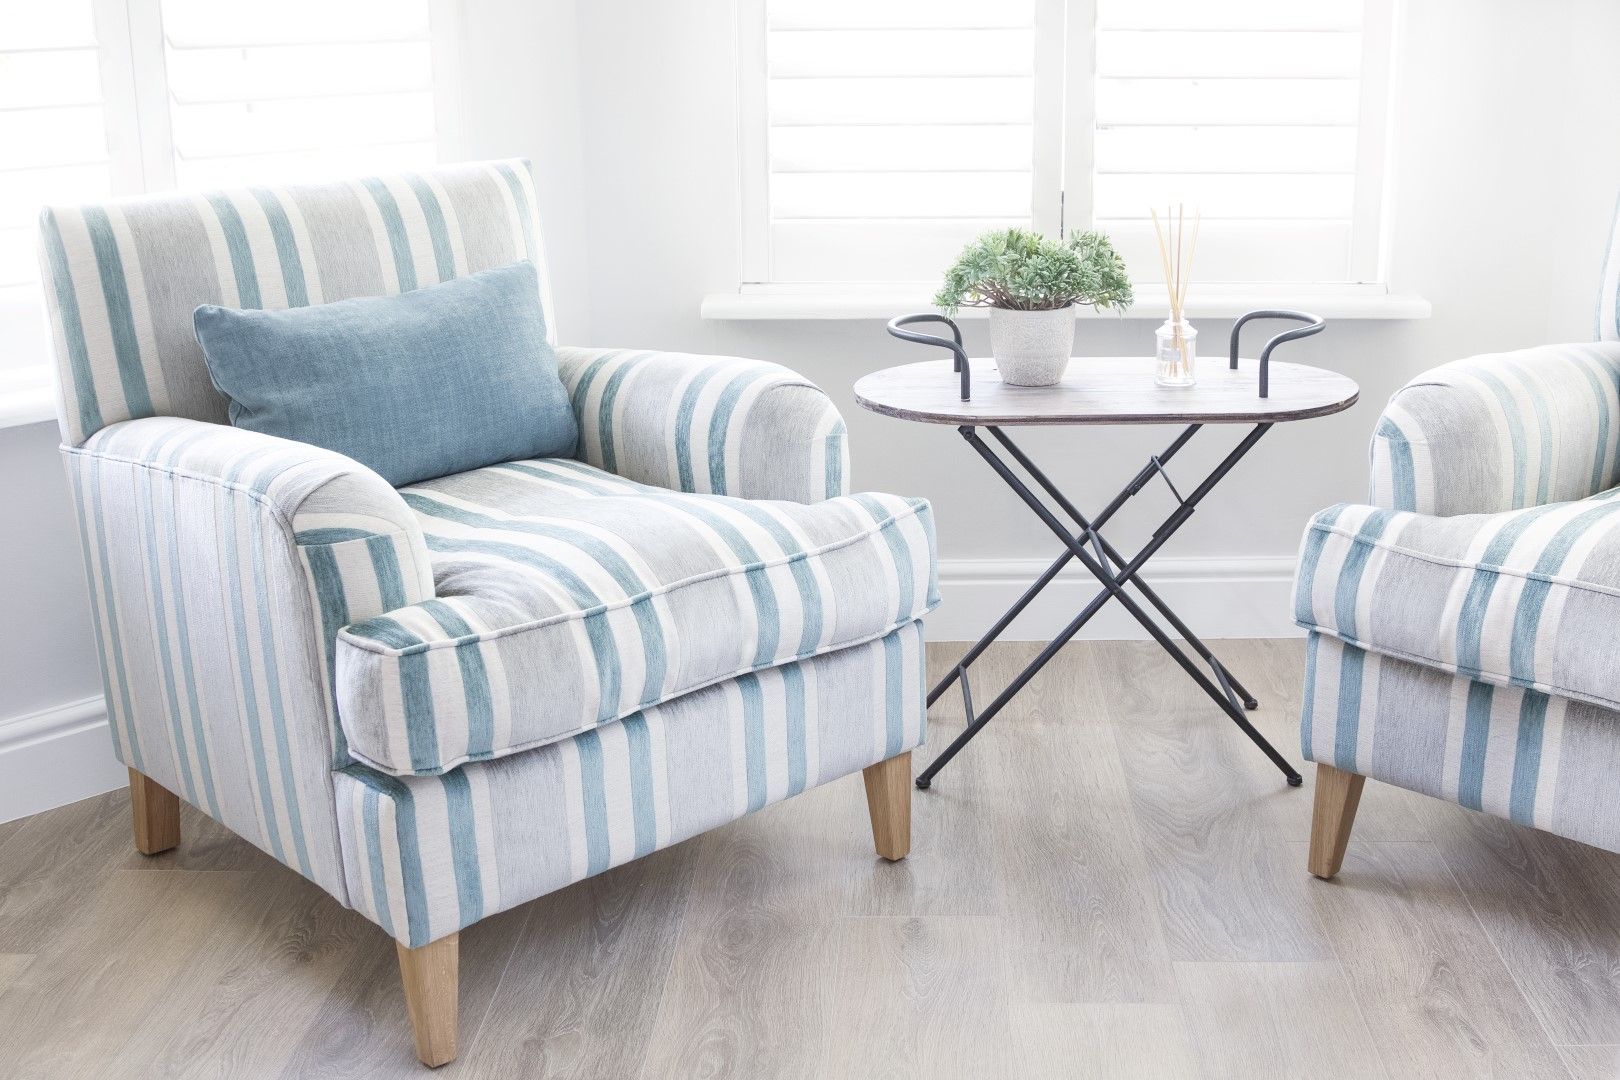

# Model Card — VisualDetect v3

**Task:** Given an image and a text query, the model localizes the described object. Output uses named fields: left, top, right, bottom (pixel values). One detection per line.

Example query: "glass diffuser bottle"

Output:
left=1155, top=317, right=1197, bottom=387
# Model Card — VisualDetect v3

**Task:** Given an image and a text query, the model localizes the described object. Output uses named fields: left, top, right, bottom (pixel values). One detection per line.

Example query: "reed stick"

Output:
left=1151, top=203, right=1199, bottom=378
left=1177, top=209, right=1201, bottom=314
left=1149, top=207, right=1175, bottom=309
left=1174, top=203, right=1183, bottom=319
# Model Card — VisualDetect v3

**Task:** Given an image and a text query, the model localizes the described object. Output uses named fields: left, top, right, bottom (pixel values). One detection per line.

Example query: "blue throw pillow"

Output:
left=194, top=260, right=577, bottom=487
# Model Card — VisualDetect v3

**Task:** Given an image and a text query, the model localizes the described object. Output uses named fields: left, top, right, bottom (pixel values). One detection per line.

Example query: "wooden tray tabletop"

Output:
left=854, top=356, right=1359, bottom=426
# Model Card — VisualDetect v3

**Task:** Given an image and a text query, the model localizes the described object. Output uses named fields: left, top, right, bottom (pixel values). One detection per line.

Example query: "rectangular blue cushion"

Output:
left=194, top=260, right=577, bottom=487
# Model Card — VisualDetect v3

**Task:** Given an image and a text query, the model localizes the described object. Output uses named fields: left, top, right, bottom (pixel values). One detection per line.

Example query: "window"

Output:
left=740, top=0, right=1394, bottom=289
left=0, top=0, right=441, bottom=387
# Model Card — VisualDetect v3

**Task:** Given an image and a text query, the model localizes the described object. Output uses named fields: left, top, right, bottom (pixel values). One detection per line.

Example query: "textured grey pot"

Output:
left=988, top=305, right=1076, bottom=386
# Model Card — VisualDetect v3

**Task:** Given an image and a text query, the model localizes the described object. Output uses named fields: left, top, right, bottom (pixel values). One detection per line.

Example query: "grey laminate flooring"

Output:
left=2, top=639, right=1617, bottom=1078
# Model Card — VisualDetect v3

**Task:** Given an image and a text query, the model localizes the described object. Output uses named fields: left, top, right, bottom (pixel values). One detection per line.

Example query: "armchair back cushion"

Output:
left=195, top=260, right=575, bottom=487
left=39, top=159, right=550, bottom=447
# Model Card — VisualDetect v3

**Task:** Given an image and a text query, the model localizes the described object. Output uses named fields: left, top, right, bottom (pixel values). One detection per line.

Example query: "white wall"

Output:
left=0, top=421, right=125, bottom=821
left=4, top=0, right=1620, bottom=818
left=0, top=423, right=102, bottom=717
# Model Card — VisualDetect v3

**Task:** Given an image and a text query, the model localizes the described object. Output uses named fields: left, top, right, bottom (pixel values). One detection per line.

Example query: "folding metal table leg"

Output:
left=926, top=547, right=1072, bottom=708
left=986, top=426, right=1261, bottom=711
left=917, top=423, right=1301, bottom=789
left=926, top=424, right=1203, bottom=707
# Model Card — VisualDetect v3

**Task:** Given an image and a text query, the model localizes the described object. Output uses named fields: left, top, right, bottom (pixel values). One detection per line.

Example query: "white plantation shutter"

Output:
left=757, top=0, right=1046, bottom=282
left=0, top=0, right=116, bottom=376
left=160, top=0, right=438, bottom=189
left=1090, top=0, right=1389, bottom=283
left=745, top=0, right=1393, bottom=287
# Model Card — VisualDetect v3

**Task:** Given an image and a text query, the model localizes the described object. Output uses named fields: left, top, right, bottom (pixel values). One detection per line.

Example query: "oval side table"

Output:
left=854, top=355, right=1360, bottom=790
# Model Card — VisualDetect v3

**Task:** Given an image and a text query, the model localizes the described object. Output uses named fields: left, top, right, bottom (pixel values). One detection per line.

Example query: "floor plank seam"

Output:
left=844, top=912, right=1003, bottom=919
left=461, top=904, right=537, bottom=1060
left=1428, top=833, right=1579, bottom=1062
left=632, top=838, right=712, bottom=1080
left=1325, top=942, right=1400, bottom=1080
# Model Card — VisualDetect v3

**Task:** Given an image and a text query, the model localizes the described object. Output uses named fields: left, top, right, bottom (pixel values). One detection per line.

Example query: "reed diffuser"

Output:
left=1150, top=204, right=1201, bottom=388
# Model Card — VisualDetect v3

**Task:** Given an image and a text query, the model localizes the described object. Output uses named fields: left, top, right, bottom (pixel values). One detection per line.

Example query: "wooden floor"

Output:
left=3, top=639, right=1619, bottom=1079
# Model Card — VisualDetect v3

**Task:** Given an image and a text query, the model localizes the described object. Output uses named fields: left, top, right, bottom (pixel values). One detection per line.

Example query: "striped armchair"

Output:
left=1294, top=334, right=1620, bottom=878
left=41, top=161, right=936, bottom=1067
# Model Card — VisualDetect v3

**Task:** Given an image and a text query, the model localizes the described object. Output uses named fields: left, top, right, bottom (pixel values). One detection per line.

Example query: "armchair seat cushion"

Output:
left=1294, top=491, right=1620, bottom=711
left=333, top=458, right=938, bottom=775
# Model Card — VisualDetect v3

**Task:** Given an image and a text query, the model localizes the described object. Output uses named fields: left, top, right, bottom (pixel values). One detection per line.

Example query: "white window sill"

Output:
left=0, top=367, right=57, bottom=431
left=701, top=283, right=1432, bottom=322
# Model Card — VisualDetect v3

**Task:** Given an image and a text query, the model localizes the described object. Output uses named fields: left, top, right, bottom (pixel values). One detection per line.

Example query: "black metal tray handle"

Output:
left=887, top=308, right=1325, bottom=402
left=1228, top=310, right=1325, bottom=398
left=887, top=313, right=972, bottom=400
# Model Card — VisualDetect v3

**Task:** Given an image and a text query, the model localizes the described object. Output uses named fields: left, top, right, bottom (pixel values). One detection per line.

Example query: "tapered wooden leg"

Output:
left=398, top=933, right=459, bottom=1067
left=1308, top=763, right=1366, bottom=880
left=128, top=768, right=180, bottom=856
left=862, top=751, right=912, bottom=861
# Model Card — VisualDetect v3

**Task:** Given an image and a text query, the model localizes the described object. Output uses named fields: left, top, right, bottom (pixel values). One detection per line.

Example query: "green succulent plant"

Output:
left=933, top=227, right=1133, bottom=316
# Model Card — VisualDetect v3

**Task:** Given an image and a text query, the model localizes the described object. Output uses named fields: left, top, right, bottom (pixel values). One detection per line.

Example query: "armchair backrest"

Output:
left=38, top=159, right=552, bottom=447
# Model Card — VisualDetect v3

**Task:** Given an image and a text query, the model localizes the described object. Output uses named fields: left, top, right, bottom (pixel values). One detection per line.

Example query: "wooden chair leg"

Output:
left=128, top=768, right=180, bottom=855
left=862, top=751, right=912, bottom=861
left=398, top=933, right=459, bottom=1067
left=1308, top=762, right=1366, bottom=880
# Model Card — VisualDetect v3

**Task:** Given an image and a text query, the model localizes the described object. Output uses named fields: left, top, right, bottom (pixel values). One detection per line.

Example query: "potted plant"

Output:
left=934, top=227, right=1133, bottom=386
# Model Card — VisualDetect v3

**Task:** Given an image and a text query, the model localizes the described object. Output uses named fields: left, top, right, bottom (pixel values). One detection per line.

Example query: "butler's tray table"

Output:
left=856, top=318, right=1358, bottom=790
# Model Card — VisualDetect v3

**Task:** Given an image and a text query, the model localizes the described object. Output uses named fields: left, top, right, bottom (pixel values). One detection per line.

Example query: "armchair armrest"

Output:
left=67, top=416, right=434, bottom=761
left=62, top=416, right=438, bottom=899
left=1372, top=342, right=1620, bottom=514
left=556, top=346, right=848, bottom=502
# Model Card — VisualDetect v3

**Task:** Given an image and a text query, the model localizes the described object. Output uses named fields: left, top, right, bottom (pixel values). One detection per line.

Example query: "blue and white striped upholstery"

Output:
left=1295, top=494, right=1620, bottom=712
left=40, top=159, right=549, bottom=448
left=1302, top=634, right=1620, bottom=854
left=1298, top=302, right=1620, bottom=855
left=64, top=414, right=437, bottom=898
left=337, top=458, right=938, bottom=775
left=1370, top=343, right=1620, bottom=516
left=42, top=162, right=936, bottom=949
left=335, top=620, right=927, bottom=947
left=558, top=348, right=849, bottom=504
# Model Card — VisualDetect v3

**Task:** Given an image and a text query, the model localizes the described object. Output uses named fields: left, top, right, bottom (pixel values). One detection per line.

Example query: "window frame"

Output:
left=734, top=0, right=1399, bottom=292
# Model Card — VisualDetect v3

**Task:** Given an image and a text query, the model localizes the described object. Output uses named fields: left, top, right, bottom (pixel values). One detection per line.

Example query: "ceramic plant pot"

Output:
left=988, top=305, right=1076, bottom=386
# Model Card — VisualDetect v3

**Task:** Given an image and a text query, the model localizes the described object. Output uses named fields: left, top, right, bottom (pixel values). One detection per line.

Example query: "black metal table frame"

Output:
left=915, top=419, right=1304, bottom=790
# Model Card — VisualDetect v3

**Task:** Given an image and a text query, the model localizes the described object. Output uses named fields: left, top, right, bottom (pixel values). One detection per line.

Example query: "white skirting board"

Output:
left=926, top=555, right=1302, bottom=642
left=0, top=554, right=1300, bottom=822
left=0, top=696, right=127, bottom=824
